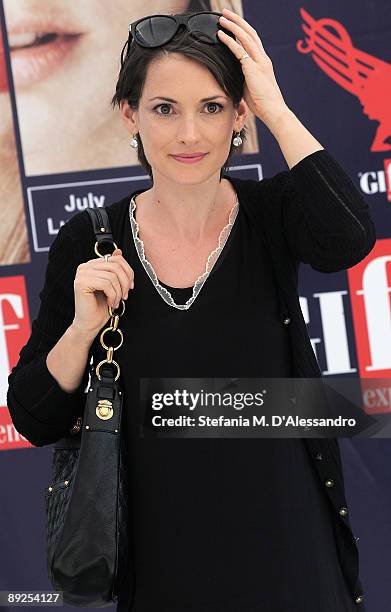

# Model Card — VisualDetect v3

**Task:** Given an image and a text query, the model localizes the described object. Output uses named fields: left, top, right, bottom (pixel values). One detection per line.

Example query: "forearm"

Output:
left=46, top=323, right=95, bottom=393
left=266, top=108, right=325, bottom=170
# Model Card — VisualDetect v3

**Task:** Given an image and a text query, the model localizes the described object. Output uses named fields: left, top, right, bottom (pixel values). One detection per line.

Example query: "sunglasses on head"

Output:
left=127, top=11, right=236, bottom=49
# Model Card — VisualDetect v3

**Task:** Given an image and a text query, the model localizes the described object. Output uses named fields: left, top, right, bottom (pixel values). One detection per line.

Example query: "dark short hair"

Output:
left=111, top=11, right=248, bottom=182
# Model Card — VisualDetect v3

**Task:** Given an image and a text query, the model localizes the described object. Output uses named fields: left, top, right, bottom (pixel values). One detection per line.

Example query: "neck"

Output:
left=141, top=173, right=235, bottom=243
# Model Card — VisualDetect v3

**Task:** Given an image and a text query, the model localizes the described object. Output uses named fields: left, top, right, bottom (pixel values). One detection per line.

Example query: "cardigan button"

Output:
left=339, top=506, right=348, bottom=517
left=315, top=452, right=323, bottom=460
left=355, top=594, right=364, bottom=604
left=283, top=316, right=291, bottom=325
left=325, top=478, right=334, bottom=488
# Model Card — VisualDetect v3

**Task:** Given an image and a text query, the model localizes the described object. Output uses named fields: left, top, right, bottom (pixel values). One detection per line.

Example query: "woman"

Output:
left=7, top=9, right=375, bottom=611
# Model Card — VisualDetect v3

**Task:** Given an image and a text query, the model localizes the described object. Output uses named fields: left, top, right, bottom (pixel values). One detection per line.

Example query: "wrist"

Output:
left=67, top=322, right=97, bottom=348
left=264, top=107, right=298, bottom=138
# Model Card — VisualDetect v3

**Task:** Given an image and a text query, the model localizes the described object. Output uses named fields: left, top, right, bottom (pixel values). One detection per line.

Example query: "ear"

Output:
left=119, top=99, right=138, bottom=134
left=234, top=98, right=248, bottom=132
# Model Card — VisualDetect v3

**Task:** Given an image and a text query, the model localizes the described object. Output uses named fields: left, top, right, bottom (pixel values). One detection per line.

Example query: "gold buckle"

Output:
left=96, top=399, right=114, bottom=420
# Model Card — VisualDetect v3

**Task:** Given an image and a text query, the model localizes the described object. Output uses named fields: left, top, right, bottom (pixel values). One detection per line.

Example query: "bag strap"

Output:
left=65, top=207, right=124, bottom=438
left=84, top=206, right=125, bottom=383
left=85, top=206, right=118, bottom=256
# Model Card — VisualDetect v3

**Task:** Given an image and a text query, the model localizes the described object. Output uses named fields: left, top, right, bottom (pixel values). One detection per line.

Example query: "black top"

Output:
left=7, top=149, right=376, bottom=609
left=113, top=185, right=357, bottom=611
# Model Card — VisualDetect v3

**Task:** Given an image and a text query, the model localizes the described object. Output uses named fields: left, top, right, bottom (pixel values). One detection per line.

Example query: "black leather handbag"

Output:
left=44, top=207, right=132, bottom=607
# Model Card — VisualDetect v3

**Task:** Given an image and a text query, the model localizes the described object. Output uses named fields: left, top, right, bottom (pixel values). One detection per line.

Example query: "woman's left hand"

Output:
left=217, top=8, right=291, bottom=129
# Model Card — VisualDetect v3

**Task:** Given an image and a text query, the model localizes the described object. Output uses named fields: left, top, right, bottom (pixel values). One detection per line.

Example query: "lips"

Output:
left=171, top=153, right=207, bottom=158
left=6, top=18, right=84, bottom=88
left=171, top=153, right=208, bottom=164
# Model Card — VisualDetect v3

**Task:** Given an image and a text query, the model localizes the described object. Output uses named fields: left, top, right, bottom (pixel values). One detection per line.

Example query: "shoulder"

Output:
left=227, top=171, right=291, bottom=225
left=230, top=149, right=346, bottom=207
left=228, top=170, right=291, bottom=201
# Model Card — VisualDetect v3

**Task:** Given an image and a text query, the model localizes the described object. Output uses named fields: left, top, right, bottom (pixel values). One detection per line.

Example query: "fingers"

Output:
left=109, top=249, right=135, bottom=289
left=93, top=260, right=132, bottom=301
left=81, top=248, right=135, bottom=309
left=218, top=20, right=255, bottom=60
left=218, top=10, right=267, bottom=57
left=221, top=8, right=258, bottom=37
left=91, top=272, right=124, bottom=309
left=74, top=270, right=122, bottom=310
left=97, top=248, right=134, bottom=294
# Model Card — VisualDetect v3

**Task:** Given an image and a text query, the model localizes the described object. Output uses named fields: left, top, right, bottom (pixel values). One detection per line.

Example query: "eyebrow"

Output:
left=148, top=95, right=227, bottom=102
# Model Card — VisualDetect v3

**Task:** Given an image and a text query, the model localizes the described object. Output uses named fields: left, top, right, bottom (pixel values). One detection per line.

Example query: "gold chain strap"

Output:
left=94, top=240, right=125, bottom=382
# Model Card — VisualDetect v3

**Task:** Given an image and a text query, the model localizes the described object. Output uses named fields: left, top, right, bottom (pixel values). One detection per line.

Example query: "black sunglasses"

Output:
left=127, top=11, right=236, bottom=49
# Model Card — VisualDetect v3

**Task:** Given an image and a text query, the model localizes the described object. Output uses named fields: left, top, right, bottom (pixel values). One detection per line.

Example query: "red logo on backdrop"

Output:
left=297, top=8, right=391, bottom=155
left=347, top=240, right=391, bottom=414
left=1, top=276, right=33, bottom=449
left=384, top=158, right=391, bottom=202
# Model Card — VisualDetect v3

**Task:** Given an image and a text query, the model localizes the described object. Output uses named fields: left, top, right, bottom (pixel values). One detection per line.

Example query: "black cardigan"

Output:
left=7, top=149, right=376, bottom=608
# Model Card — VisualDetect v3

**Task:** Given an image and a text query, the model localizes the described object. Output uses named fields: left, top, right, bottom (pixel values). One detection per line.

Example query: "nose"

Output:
left=177, top=116, right=201, bottom=143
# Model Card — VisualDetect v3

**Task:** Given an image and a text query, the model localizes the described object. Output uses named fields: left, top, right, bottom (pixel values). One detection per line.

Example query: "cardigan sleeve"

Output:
left=268, top=149, right=377, bottom=273
left=6, top=217, right=93, bottom=448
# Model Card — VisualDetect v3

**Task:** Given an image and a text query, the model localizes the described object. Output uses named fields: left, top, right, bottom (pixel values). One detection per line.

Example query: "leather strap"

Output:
left=86, top=206, right=115, bottom=254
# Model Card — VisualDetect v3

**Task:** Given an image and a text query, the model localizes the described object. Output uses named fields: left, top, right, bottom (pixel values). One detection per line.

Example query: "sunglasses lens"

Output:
left=134, top=16, right=177, bottom=47
left=188, top=13, right=220, bottom=42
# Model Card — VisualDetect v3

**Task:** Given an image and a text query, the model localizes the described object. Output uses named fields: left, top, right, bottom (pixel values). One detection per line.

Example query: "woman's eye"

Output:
left=154, top=103, right=171, bottom=115
left=206, top=102, right=223, bottom=113
left=152, top=102, right=224, bottom=116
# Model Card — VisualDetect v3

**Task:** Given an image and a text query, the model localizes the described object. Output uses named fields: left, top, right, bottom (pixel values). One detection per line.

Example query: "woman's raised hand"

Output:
left=217, top=8, right=290, bottom=129
left=72, top=248, right=134, bottom=338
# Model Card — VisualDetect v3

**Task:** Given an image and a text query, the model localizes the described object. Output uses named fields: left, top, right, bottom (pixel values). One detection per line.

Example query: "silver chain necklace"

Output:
left=129, top=195, right=239, bottom=310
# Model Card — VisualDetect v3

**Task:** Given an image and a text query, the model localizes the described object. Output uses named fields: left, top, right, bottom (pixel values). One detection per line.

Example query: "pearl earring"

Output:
left=232, top=131, right=242, bottom=147
left=129, top=134, right=138, bottom=149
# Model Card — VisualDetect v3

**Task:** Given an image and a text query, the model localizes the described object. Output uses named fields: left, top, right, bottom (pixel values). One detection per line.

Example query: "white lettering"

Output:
left=65, top=192, right=106, bottom=213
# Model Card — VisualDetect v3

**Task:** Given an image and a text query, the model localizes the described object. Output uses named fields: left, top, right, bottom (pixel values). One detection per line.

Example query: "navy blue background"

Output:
left=1, top=1, right=390, bottom=610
